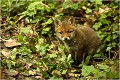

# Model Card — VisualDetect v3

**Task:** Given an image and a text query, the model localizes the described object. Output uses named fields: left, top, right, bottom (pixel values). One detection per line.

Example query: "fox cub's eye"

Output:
left=68, top=31, right=72, bottom=33
left=59, top=31, right=63, bottom=34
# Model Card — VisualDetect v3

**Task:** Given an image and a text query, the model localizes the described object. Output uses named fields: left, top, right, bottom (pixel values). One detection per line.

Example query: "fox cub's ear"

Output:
left=68, top=17, right=75, bottom=24
left=54, top=19, right=62, bottom=27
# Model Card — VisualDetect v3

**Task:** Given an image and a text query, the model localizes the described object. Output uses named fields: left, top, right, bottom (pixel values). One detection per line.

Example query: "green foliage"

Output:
left=82, top=63, right=119, bottom=79
left=1, top=0, right=119, bottom=79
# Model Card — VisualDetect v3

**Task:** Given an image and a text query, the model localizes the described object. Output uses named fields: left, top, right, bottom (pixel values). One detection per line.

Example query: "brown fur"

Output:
left=54, top=17, right=101, bottom=65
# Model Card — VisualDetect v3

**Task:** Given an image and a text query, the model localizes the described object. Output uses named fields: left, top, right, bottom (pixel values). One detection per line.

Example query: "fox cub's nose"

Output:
left=61, top=37, right=70, bottom=40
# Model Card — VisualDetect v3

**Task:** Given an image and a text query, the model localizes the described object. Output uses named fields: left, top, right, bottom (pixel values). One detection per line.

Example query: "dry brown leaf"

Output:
left=105, top=7, right=111, bottom=12
left=52, top=70, right=61, bottom=76
left=4, top=39, right=21, bottom=47
left=99, top=7, right=111, bottom=14
left=99, top=8, right=105, bottom=14
left=5, top=69, right=19, bottom=76
left=68, top=73, right=81, bottom=77
left=2, top=49, right=11, bottom=58
left=0, top=69, right=5, bottom=79
left=35, top=75, right=42, bottom=79
left=29, top=70, right=37, bottom=75
left=82, top=6, right=87, bottom=10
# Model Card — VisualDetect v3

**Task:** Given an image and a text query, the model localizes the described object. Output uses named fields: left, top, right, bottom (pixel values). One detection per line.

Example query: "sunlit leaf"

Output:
left=62, top=70, right=67, bottom=74
left=97, top=64, right=109, bottom=70
left=86, top=8, right=92, bottom=14
left=49, top=53, right=57, bottom=58
left=92, top=22, right=102, bottom=30
left=28, top=2, right=40, bottom=10
left=20, top=27, right=31, bottom=34
left=41, top=28, right=50, bottom=34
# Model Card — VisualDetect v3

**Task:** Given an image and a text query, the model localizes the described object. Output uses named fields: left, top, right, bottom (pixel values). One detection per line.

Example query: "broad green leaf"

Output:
left=112, top=34, right=118, bottom=39
left=100, top=19, right=110, bottom=25
left=49, top=53, right=57, bottom=58
left=20, top=27, right=31, bottom=34
left=81, top=65, right=99, bottom=77
left=97, top=64, right=109, bottom=70
left=55, top=13, right=64, bottom=19
left=111, top=42, right=117, bottom=48
left=100, top=13, right=107, bottom=19
left=106, top=46, right=111, bottom=51
left=63, top=62, right=68, bottom=68
left=106, top=35, right=111, bottom=41
left=90, top=0, right=102, bottom=4
left=94, top=54, right=102, bottom=57
left=62, top=70, right=67, bottom=74
left=41, top=28, right=50, bottom=34
left=42, top=71, right=49, bottom=78
left=36, top=67, right=41, bottom=72
left=81, top=65, right=91, bottom=77
left=92, top=22, right=102, bottom=30
left=28, top=2, right=40, bottom=10
left=7, top=62, right=12, bottom=69
left=86, top=8, right=92, bottom=14
left=38, top=38, right=44, bottom=44
left=42, top=18, right=53, bottom=27
left=67, top=54, right=71, bottom=61
left=71, top=70, right=77, bottom=73
left=85, top=55, right=91, bottom=64
left=63, top=0, right=71, bottom=9
left=58, top=45, right=65, bottom=52
left=71, top=3, right=79, bottom=10
left=10, top=53, right=16, bottom=60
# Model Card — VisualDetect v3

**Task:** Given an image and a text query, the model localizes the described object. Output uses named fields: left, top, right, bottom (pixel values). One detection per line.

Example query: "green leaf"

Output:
left=28, top=2, right=40, bottom=10
left=62, top=70, right=67, bottom=74
left=92, top=22, right=102, bottom=30
left=7, top=62, right=12, bottom=69
left=86, top=8, right=92, bottom=14
left=106, top=46, right=111, bottom=51
left=81, top=65, right=99, bottom=77
left=81, top=65, right=91, bottom=77
left=42, top=71, right=49, bottom=78
left=11, top=53, right=16, bottom=60
left=100, top=13, right=107, bottom=19
left=112, top=34, right=118, bottom=39
left=49, top=53, right=57, bottom=58
left=71, top=3, right=79, bottom=10
left=63, top=0, right=71, bottom=9
left=90, top=0, right=102, bottom=4
left=85, top=55, right=91, bottom=64
left=20, top=27, right=31, bottom=34
left=100, top=19, right=110, bottom=25
left=67, top=54, right=72, bottom=62
left=63, top=62, right=68, bottom=68
left=71, top=70, right=77, bottom=73
left=97, top=64, right=109, bottom=70
left=106, top=35, right=111, bottom=41
left=36, top=67, right=41, bottom=72
left=55, top=13, right=64, bottom=19
left=58, top=45, right=65, bottom=52
left=41, top=27, right=51, bottom=34
left=42, top=18, right=53, bottom=27
left=38, top=38, right=44, bottom=44
left=94, top=54, right=102, bottom=57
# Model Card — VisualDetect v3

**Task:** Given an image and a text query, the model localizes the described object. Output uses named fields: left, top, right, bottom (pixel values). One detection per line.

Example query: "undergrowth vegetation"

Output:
left=1, top=0, right=119, bottom=79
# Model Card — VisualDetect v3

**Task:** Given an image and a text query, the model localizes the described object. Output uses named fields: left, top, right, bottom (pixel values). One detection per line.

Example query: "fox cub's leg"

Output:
left=74, top=50, right=83, bottom=66
left=84, top=48, right=96, bottom=65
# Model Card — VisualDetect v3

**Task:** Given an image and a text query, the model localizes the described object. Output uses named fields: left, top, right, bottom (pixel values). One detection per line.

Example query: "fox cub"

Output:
left=54, top=17, right=101, bottom=66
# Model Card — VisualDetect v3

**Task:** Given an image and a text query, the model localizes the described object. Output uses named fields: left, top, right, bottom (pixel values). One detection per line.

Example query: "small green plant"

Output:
left=81, top=63, right=119, bottom=79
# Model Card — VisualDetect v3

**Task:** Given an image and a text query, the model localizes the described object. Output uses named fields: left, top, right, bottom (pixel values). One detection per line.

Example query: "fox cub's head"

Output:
left=54, top=17, right=76, bottom=41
